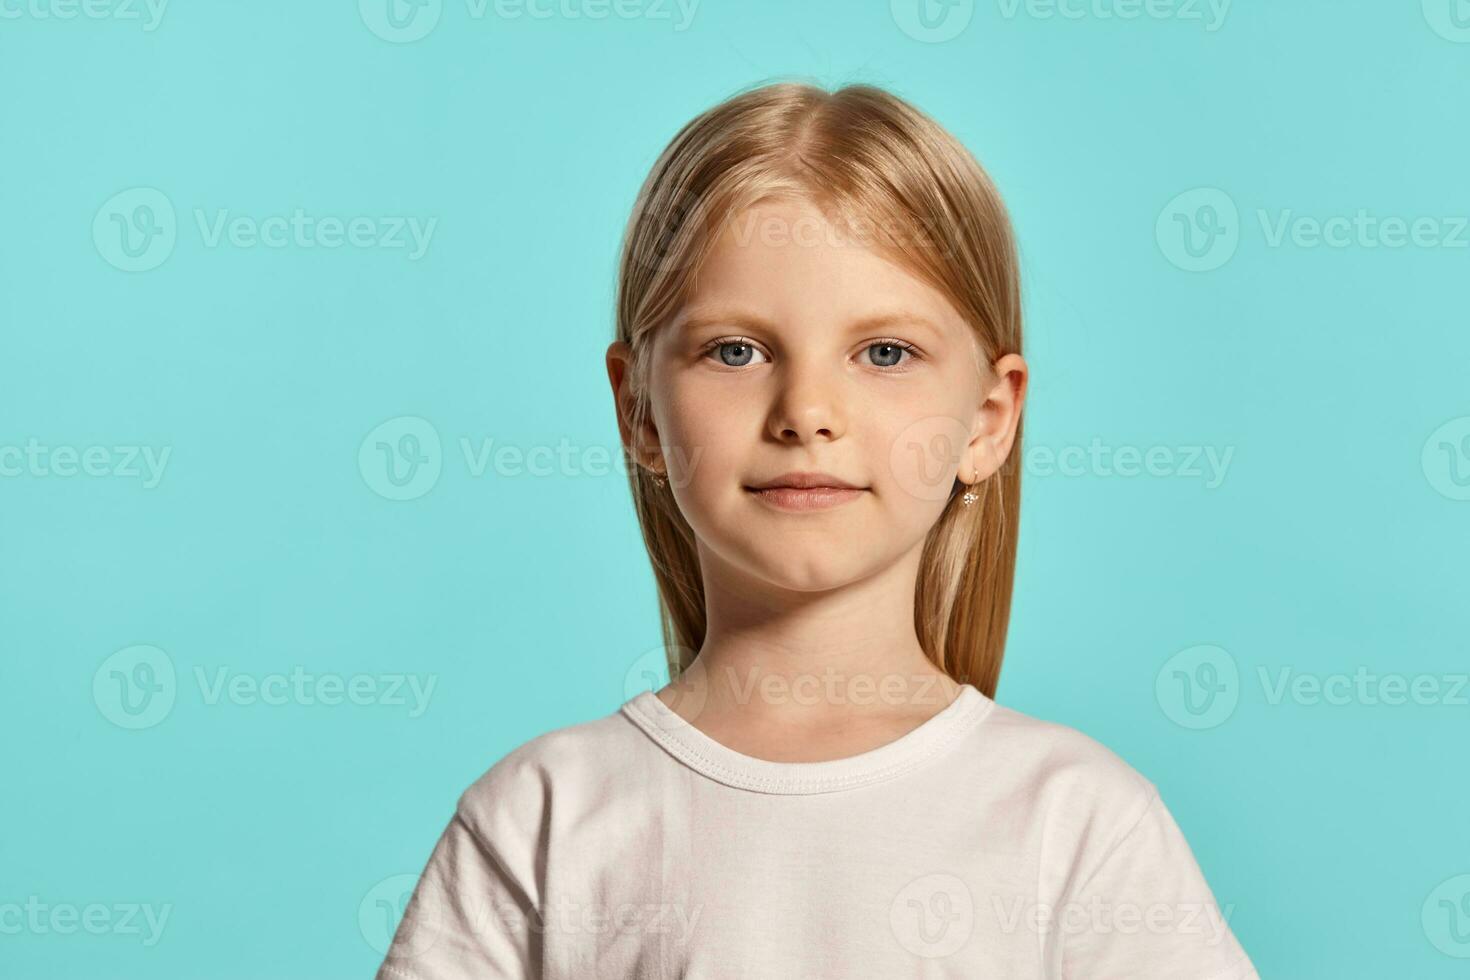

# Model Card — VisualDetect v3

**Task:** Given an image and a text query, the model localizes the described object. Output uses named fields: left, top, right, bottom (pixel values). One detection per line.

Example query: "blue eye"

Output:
left=867, top=342, right=911, bottom=368
left=700, top=337, right=920, bottom=369
left=703, top=338, right=769, bottom=367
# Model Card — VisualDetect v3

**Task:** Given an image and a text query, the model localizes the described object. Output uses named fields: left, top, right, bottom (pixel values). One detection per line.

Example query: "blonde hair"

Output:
left=614, top=80, right=1023, bottom=699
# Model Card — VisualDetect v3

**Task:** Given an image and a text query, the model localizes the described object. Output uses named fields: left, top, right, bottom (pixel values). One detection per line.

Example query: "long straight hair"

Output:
left=614, top=81, right=1023, bottom=699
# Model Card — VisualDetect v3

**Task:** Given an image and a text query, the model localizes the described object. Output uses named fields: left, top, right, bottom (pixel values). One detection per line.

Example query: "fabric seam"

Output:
left=1061, top=783, right=1161, bottom=906
left=620, top=689, right=994, bottom=794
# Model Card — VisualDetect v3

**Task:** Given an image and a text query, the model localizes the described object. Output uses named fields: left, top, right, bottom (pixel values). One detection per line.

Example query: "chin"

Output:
left=746, top=551, right=874, bottom=593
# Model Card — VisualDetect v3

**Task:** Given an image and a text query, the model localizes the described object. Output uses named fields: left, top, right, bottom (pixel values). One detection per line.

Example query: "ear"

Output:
left=965, top=352, right=1028, bottom=482
left=606, top=340, right=663, bottom=474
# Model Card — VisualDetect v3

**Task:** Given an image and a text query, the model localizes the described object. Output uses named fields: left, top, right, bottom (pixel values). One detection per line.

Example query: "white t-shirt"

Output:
left=375, top=683, right=1259, bottom=979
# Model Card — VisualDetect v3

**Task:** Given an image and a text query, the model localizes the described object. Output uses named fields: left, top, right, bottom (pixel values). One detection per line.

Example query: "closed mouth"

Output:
left=743, top=484, right=868, bottom=511
left=745, top=472, right=865, bottom=491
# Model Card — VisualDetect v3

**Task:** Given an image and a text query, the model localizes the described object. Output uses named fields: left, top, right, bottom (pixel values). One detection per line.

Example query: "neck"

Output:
left=677, top=539, right=961, bottom=726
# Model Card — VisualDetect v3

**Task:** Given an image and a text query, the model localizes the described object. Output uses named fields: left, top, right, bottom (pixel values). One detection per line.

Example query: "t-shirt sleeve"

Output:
left=374, top=809, right=539, bottom=980
left=1060, top=787, right=1259, bottom=980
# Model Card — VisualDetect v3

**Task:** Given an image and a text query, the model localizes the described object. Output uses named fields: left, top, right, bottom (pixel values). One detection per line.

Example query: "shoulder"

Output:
left=452, top=704, right=646, bottom=839
left=975, top=699, right=1160, bottom=840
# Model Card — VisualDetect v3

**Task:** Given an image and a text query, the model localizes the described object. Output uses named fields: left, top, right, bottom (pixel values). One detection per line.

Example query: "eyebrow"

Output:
left=674, top=309, right=944, bottom=339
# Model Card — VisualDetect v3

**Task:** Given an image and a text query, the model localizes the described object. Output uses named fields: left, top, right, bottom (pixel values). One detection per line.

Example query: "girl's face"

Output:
left=612, top=196, right=1024, bottom=593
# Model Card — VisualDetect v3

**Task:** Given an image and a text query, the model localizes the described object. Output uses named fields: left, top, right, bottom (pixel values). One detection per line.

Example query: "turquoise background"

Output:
left=3, top=0, right=1468, bottom=976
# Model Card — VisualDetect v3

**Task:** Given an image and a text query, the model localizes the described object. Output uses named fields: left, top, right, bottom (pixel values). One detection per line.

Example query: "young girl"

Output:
left=375, top=81, right=1259, bottom=979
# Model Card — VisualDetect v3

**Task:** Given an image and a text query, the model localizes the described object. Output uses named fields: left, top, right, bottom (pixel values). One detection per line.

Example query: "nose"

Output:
left=766, top=358, right=846, bottom=443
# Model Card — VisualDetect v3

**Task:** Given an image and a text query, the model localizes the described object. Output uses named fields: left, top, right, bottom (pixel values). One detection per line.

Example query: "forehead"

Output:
left=674, top=198, right=965, bottom=340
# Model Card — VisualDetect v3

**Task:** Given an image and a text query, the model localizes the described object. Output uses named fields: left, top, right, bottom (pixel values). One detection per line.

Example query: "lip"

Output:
left=746, top=471, right=864, bottom=490
left=746, top=486, right=867, bottom=511
left=744, top=472, right=868, bottom=512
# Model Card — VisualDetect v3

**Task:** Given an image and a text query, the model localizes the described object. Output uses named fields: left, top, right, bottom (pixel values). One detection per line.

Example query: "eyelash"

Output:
left=699, top=336, right=923, bottom=370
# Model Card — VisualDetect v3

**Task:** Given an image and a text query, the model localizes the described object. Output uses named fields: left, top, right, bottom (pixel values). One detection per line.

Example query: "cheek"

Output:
left=872, top=390, right=975, bottom=507
left=657, top=379, right=753, bottom=484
